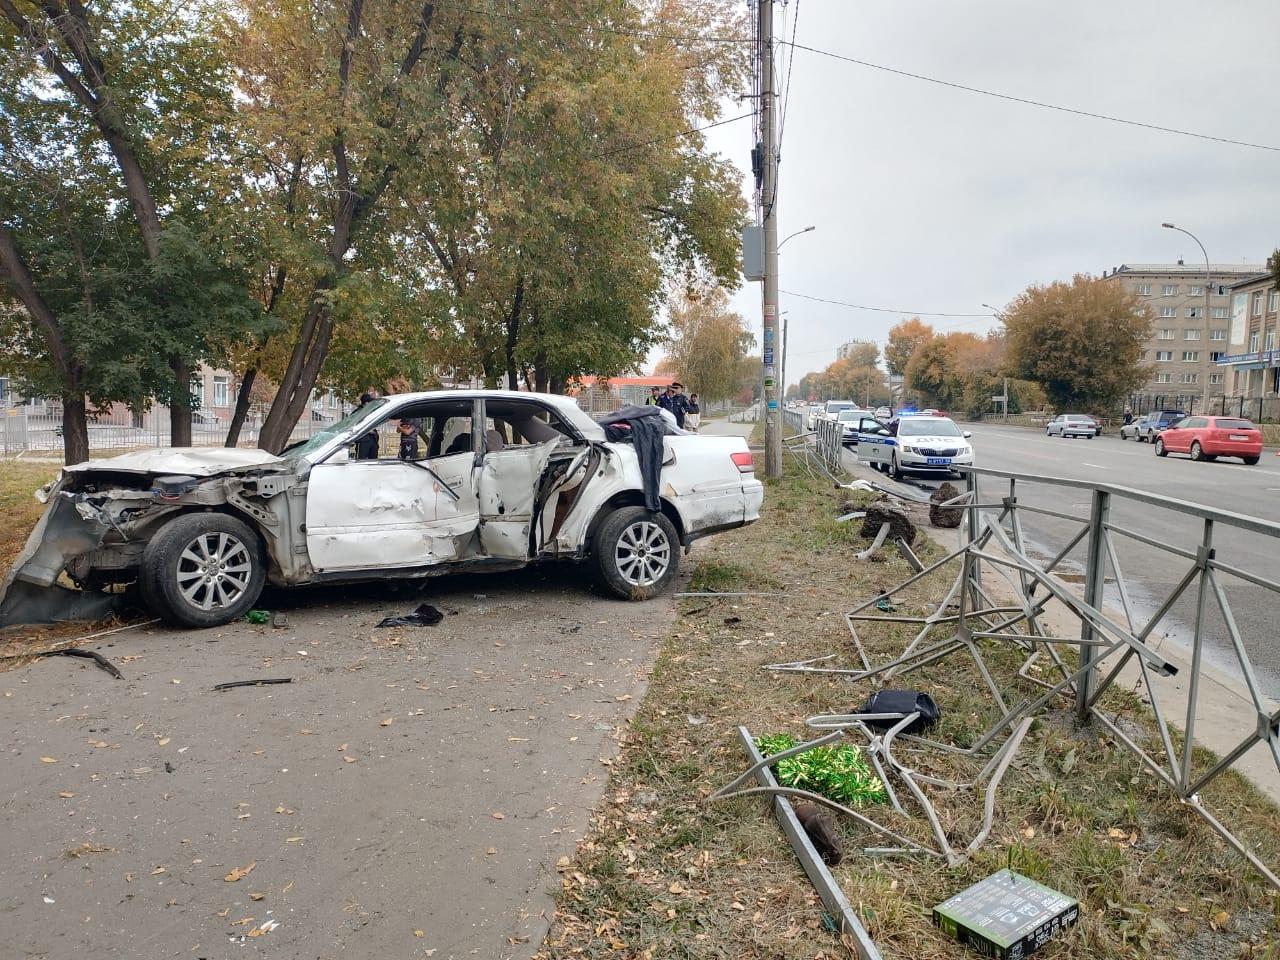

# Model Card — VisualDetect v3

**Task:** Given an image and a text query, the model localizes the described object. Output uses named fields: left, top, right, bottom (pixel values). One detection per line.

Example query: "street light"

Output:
left=777, top=225, right=815, bottom=251
left=1161, top=222, right=1212, bottom=411
left=981, top=304, right=1009, bottom=420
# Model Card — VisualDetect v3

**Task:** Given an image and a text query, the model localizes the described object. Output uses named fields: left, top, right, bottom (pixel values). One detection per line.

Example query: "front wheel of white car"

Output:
left=592, top=506, right=680, bottom=601
left=140, top=513, right=267, bottom=628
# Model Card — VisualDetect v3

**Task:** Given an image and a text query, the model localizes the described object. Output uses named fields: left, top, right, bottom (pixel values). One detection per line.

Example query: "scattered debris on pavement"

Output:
left=36, top=646, right=123, bottom=679
left=375, top=603, right=444, bottom=628
left=213, top=677, right=294, bottom=692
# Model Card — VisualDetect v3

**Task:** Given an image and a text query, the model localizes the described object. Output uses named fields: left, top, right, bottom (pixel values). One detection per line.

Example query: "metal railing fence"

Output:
left=952, top=466, right=1280, bottom=886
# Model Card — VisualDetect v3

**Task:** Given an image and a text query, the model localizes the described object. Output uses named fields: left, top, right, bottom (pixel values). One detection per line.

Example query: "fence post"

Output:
left=1076, top=488, right=1110, bottom=721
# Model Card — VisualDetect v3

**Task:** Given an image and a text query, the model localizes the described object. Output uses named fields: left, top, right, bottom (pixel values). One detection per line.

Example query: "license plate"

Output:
left=926, top=457, right=951, bottom=465
left=1230, top=434, right=1248, bottom=441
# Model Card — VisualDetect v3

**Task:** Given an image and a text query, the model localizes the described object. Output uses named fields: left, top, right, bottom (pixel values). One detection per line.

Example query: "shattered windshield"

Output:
left=281, top=400, right=388, bottom=462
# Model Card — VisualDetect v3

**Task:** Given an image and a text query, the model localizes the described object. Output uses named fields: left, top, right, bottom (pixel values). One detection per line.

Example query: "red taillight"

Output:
left=731, top=451, right=754, bottom=474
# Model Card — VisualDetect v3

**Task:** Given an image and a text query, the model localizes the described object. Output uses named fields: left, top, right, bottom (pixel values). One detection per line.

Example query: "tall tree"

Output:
left=1003, top=274, right=1151, bottom=412
left=662, top=288, right=755, bottom=402
left=235, top=0, right=473, bottom=452
left=0, top=0, right=254, bottom=451
left=885, top=317, right=934, bottom=377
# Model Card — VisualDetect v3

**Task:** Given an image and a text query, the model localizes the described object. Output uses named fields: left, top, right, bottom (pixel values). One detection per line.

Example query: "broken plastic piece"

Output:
left=213, top=678, right=294, bottom=692
left=37, top=647, right=123, bottom=679
left=244, top=610, right=270, bottom=624
left=375, top=603, right=444, bottom=628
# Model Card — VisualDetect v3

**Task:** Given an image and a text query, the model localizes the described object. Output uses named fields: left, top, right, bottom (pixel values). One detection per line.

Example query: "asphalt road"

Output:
left=843, top=423, right=1280, bottom=699
left=0, top=565, right=671, bottom=960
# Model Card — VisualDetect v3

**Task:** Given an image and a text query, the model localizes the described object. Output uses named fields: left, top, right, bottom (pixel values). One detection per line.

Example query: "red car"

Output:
left=1153, top=416, right=1263, bottom=465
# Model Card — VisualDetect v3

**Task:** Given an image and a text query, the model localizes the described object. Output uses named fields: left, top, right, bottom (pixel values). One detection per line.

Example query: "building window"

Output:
left=1254, top=292, right=1264, bottom=315
left=1209, top=328, right=1226, bottom=340
left=1189, top=284, right=1203, bottom=296
left=1209, top=372, right=1224, bottom=384
left=1182, top=351, right=1199, bottom=362
left=1163, top=284, right=1178, bottom=296
left=1154, top=372, right=1172, bottom=384
left=1215, top=285, right=1228, bottom=296
left=1184, top=328, right=1200, bottom=339
left=1267, top=330, right=1277, bottom=351
left=1159, top=307, right=1176, bottom=318
left=1181, top=373, right=1199, bottom=384
left=1155, top=328, right=1174, bottom=339
left=1270, top=291, right=1279, bottom=312
left=1185, top=308, right=1202, bottom=319
left=0, top=376, right=8, bottom=402
left=1136, top=283, right=1152, bottom=296
left=1211, top=307, right=1228, bottom=319
left=1155, top=351, right=1173, bottom=361
left=1250, top=331, right=1260, bottom=352
left=1210, top=351, right=1224, bottom=362
left=213, top=375, right=229, bottom=408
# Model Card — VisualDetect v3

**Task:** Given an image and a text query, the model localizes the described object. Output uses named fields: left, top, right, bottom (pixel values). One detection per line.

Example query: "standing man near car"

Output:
left=353, top=391, right=381, bottom=459
left=667, top=382, right=690, bottom=428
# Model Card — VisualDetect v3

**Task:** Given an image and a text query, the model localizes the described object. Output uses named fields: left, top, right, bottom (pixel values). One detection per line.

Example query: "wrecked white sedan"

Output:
left=0, top=391, right=763, bottom=628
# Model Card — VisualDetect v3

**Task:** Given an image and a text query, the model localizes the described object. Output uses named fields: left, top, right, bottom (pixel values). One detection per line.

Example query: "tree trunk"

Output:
left=169, top=355, right=192, bottom=447
left=225, top=367, right=258, bottom=447
left=549, top=375, right=566, bottom=395
left=534, top=353, right=549, bottom=393
left=61, top=395, right=90, bottom=465
left=503, top=275, right=524, bottom=390
left=257, top=288, right=333, bottom=453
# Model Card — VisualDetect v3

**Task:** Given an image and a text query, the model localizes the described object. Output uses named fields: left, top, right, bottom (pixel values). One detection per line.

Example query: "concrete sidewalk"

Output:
left=0, top=566, right=672, bottom=960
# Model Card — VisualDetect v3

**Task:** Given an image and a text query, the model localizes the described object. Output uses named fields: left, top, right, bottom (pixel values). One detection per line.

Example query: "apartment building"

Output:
left=1216, top=273, right=1280, bottom=398
left=836, top=338, right=876, bottom=361
left=1105, top=262, right=1264, bottom=411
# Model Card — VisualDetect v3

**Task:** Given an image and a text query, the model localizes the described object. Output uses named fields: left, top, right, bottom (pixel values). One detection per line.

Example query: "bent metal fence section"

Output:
left=773, top=464, right=1280, bottom=888
left=962, top=467, right=1280, bottom=886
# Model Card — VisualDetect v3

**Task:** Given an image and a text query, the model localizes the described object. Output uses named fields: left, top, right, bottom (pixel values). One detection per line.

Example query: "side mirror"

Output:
left=963, top=431, right=973, bottom=439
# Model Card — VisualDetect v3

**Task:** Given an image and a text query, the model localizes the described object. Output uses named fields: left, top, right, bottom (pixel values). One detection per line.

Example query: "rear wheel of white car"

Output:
left=592, top=506, right=679, bottom=601
left=140, top=513, right=266, bottom=628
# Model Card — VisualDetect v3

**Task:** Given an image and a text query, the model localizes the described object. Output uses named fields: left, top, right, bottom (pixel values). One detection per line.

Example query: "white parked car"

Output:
left=0, top=391, right=763, bottom=628
left=857, top=415, right=974, bottom=480
left=1045, top=414, right=1097, bottom=439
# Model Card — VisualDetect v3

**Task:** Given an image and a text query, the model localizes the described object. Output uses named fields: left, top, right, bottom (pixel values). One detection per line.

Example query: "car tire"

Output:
left=1190, top=441, right=1204, bottom=462
left=1154, top=438, right=1168, bottom=457
left=1244, top=455, right=1260, bottom=465
left=139, top=512, right=266, bottom=628
left=592, top=506, right=679, bottom=601
left=890, top=455, right=905, bottom=480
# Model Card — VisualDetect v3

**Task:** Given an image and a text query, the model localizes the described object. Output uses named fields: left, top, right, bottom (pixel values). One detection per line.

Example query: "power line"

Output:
left=589, top=112, right=753, bottom=160
left=780, top=289, right=994, bottom=317
left=777, top=0, right=800, bottom=149
left=784, top=41, right=1280, bottom=153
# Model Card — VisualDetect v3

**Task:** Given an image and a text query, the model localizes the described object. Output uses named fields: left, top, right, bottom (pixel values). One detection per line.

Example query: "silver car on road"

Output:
left=1046, top=414, right=1097, bottom=439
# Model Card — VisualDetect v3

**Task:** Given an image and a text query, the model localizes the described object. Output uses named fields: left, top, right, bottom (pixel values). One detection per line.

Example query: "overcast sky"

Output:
left=694, top=0, right=1280, bottom=386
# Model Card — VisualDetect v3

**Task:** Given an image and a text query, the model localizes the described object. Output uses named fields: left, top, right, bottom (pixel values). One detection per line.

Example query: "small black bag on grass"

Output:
left=856, top=689, right=940, bottom=734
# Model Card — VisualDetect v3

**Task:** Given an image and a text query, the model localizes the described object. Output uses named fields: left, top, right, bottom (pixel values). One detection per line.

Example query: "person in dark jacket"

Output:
left=354, top=392, right=380, bottom=459
left=668, top=382, right=690, bottom=428
left=396, top=419, right=421, bottom=460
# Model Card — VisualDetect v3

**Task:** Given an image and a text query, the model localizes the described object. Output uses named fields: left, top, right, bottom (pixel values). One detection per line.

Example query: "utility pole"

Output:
left=758, top=0, right=781, bottom=477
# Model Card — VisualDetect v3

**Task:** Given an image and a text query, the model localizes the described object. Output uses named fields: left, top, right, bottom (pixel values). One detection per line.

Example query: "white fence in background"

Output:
left=0, top=405, right=352, bottom=458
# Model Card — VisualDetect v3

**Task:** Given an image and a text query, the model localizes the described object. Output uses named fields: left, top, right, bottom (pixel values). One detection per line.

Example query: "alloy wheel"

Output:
left=614, top=520, right=672, bottom=587
left=175, top=531, right=254, bottom=612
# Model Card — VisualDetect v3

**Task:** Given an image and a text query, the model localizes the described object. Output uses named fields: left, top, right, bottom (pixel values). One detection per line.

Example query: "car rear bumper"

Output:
left=1203, top=441, right=1263, bottom=456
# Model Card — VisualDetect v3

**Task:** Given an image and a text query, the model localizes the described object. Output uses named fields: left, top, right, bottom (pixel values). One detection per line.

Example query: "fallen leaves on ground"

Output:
left=224, top=862, right=256, bottom=883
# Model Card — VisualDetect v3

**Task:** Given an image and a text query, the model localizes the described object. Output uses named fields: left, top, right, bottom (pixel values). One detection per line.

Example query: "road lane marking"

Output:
left=1081, top=463, right=1107, bottom=470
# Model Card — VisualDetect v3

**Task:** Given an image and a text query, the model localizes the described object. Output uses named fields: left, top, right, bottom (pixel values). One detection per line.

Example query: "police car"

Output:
left=856, top=413, right=974, bottom=480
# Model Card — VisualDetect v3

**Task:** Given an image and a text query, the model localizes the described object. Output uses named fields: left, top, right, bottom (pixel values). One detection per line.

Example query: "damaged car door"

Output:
left=303, top=402, right=481, bottom=573
left=474, top=399, right=582, bottom=559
